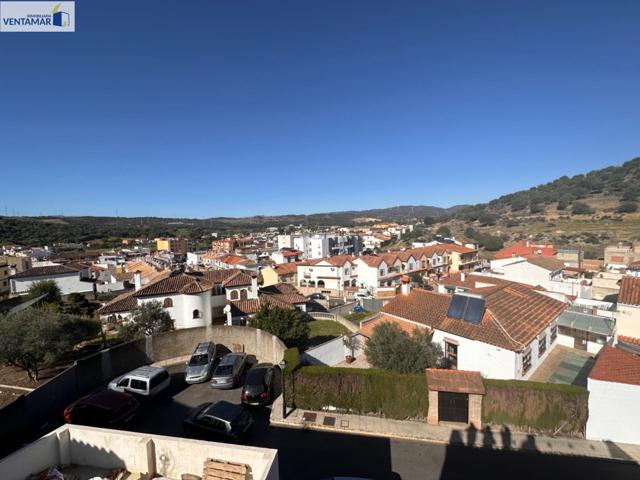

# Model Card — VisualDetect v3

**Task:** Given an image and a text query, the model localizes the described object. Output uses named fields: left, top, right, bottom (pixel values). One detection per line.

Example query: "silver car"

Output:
left=185, top=342, right=217, bottom=384
left=210, top=352, right=248, bottom=389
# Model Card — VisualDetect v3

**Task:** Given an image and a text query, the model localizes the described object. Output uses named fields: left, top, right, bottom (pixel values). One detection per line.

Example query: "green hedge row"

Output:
left=292, top=365, right=429, bottom=420
left=283, top=347, right=301, bottom=409
left=482, top=379, right=588, bottom=435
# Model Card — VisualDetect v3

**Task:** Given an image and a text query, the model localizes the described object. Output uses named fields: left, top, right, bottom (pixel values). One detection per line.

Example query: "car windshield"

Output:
left=214, top=365, right=233, bottom=376
left=244, top=384, right=265, bottom=395
left=189, top=354, right=209, bottom=366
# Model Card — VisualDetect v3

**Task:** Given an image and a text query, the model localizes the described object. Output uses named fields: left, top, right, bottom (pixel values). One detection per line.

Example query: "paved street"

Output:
left=124, top=363, right=640, bottom=480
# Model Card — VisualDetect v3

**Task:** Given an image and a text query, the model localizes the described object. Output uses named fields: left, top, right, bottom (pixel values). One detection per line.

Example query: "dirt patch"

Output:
left=0, top=388, right=23, bottom=408
left=0, top=363, right=67, bottom=389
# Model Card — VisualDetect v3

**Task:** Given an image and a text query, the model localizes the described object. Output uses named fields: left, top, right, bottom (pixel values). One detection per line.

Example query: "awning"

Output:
left=557, top=310, right=614, bottom=336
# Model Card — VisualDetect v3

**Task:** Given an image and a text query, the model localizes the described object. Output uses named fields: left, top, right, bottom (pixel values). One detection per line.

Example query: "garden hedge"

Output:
left=291, top=366, right=429, bottom=420
left=482, top=379, right=588, bottom=435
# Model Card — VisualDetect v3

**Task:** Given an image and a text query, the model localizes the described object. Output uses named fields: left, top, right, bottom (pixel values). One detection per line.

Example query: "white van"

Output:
left=108, top=366, right=171, bottom=399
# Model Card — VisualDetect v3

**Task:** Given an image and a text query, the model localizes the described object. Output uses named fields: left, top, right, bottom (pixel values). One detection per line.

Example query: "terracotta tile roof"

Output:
left=97, top=290, right=138, bottom=315
left=133, top=274, right=213, bottom=297
left=263, top=292, right=307, bottom=305
left=382, top=277, right=566, bottom=352
left=357, top=255, right=386, bottom=267
left=221, top=270, right=253, bottom=288
left=273, top=262, right=303, bottom=276
left=524, top=255, right=566, bottom=272
left=229, top=299, right=262, bottom=316
left=619, top=276, right=640, bottom=306
left=260, top=283, right=300, bottom=295
left=282, top=250, right=303, bottom=257
left=358, top=314, right=420, bottom=337
left=217, top=254, right=248, bottom=265
left=426, top=369, right=485, bottom=394
left=306, top=256, right=355, bottom=267
left=495, top=240, right=556, bottom=260
left=114, top=271, right=135, bottom=282
left=199, top=269, right=242, bottom=284
left=618, top=335, right=640, bottom=345
left=11, top=264, right=83, bottom=279
left=589, top=346, right=640, bottom=386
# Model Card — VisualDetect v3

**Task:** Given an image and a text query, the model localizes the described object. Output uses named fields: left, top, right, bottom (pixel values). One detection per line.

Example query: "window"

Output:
left=163, top=298, right=173, bottom=308
left=550, top=323, right=557, bottom=343
left=445, top=341, right=458, bottom=369
left=538, top=334, right=547, bottom=357
left=240, top=289, right=248, bottom=300
left=230, top=290, right=239, bottom=300
left=117, top=378, right=129, bottom=388
left=130, top=379, right=147, bottom=391
left=193, top=309, right=200, bottom=319
left=522, top=349, right=532, bottom=375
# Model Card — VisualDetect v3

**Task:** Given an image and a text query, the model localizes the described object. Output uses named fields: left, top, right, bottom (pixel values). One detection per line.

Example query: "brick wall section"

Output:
left=427, top=390, right=439, bottom=425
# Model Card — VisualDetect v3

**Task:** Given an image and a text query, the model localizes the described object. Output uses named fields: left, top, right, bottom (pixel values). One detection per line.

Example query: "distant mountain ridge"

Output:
left=0, top=157, right=637, bottom=246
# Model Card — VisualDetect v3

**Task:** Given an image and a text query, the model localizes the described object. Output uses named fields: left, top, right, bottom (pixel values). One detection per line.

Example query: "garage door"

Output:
left=438, top=392, right=469, bottom=423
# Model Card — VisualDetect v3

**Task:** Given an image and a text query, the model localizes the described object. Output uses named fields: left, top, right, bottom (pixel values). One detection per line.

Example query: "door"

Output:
left=574, top=330, right=588, bottom=351
left=438, top=392, right=469, bottom=423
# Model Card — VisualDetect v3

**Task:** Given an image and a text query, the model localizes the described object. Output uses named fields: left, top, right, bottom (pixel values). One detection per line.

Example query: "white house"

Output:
left=616, top=276, right=640, bottom=341
left=586, top=346, right=640, bottom=445
left=97, top=269, right=258, bottom=329
left=484, top=256, right=591, bottom=299
left=354, top=254, right=402, bottom=292
left=365, top=275, right=567, bottom=380
left=297, top=255, right=357, bottom=295
left=10, top=263, right=94, bottom=296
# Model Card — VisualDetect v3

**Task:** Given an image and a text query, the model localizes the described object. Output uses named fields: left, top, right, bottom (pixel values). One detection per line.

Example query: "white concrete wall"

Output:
left=558, top=333, right=606, bottom=354
left=301, top=336, right=347, bottom=366
left=138, top=292, right=211, bottom=330
left=617, top=304, right=640, bottom=338
left=11, top=272, right=94, bottom=295
left=354, top=259, right=384, bottom=290
left=431, top=329, right=518, bottom=379
left=0, top=425, right=279, bottom=480
left=587, top=378, right=640, bottom=444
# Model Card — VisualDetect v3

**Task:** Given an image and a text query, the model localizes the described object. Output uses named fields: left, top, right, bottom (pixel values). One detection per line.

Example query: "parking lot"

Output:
left=126, top=357, right=280, bottom=440
left=116, top=354, right=640, bottom=480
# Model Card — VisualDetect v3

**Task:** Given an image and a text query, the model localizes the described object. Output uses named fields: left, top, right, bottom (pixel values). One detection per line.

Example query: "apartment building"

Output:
left=605, top=242, right=640, bottom=267
left=156, top=237, right=191, bottom=254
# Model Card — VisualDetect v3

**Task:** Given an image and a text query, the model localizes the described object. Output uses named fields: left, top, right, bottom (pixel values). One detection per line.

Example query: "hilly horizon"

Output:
left=0, top=157, right=638, bottom=248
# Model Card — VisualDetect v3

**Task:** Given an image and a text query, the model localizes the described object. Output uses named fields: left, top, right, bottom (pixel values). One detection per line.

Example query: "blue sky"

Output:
left=1, top=0, right=639, bottom=218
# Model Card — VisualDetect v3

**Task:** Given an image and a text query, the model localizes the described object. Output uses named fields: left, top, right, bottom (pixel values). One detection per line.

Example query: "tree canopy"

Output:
left=364, top=321, right=442, bottom=374
left=118, top=301, right=174, bottom=341
left=250, top=305, right=309, bottom=347
left=28, top=280, right=62, bottom=305
left=0, top=308, right=100, bottom=381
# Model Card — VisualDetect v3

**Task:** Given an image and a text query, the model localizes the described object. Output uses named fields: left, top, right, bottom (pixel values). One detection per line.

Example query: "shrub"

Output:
left=283, top=347, right=300, bottom=408
left=482, top=379, right=588, bottom=435
left=293, top=367, right=429, bottom=419
left=617, top=201, right=638, bottom=213
left=365, top=321, right=442, bottom=373
left=436, top=225, right=451, bottom=237
left=118, top=301, right=174, bottom=341
left=249, top=305, right=309, bottom=347
left=571, top=201, right=594, bottom=215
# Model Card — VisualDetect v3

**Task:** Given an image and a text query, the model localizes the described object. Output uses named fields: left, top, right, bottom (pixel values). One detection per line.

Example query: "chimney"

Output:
left=401, top=274, right=411, bottom=295
left=460, top=272, right=466, bottom=282
left=251, top=274, right=258, bottom=296
left=134, top=270, right=142, bottom=291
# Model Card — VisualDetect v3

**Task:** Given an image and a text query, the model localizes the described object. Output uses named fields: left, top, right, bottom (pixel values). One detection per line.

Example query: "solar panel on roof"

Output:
left=463, top=296, right=485, bottom=324
left=447, top=294, right=467, bottom=319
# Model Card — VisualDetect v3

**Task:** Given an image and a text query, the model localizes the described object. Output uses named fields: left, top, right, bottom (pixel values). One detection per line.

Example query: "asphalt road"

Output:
left=126, top=364, right=640, bottom=480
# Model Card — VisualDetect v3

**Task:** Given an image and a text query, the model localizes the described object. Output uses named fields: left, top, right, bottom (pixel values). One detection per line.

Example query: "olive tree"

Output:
left=0, top=308, right=100, bottom=381
left=118, top=301, right=174, bottom=341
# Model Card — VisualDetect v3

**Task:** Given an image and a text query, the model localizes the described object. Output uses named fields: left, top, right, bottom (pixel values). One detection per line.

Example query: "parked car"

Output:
left=307, top=293, right=325, bottom=300
left=108, top=365, right=171, bottom=399
left=185, top=341, right=217, bottom=384
left=353, top=293, right=370, bottom=300
left=241, top=363, right=276, bottom=406
left=210, top=352, right=248, bottom=389
left=64, top=390, right=140, bottom=427
left=183, top=400, right=254, bottom=441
